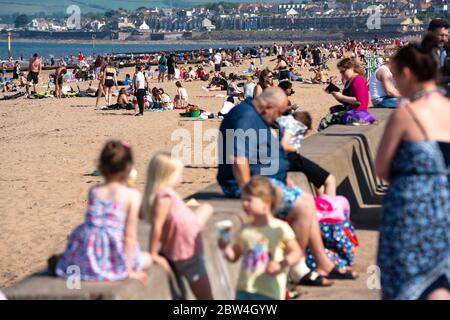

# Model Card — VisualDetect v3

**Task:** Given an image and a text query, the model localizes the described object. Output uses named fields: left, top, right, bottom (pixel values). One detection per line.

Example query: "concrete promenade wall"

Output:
left=4, top=108, right=392, bottom=300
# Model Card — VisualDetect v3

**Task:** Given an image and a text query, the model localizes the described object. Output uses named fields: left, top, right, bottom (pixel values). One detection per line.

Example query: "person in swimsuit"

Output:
left=95, top=67, right=106, bottom=108
left=274, top=55, right=290, bottom=82
left=54, top=66, right=67, bottom=99
left=103, top=62, right=118, bottom=106
left=13, top=61, right=20, bottom=80
left=26, top=53, right=42, bottom=95
left=376, top=34, right=450, bottom=300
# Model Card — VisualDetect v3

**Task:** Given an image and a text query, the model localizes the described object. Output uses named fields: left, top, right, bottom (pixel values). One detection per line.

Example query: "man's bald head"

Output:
left=253, top=87, right=289, bottom=124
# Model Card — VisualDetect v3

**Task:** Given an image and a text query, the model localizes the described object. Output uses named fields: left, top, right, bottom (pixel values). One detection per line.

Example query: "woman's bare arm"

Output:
left=332, top=91, right=360, bottom=106
left=375, top=108, right=406, bottom=182
left=124, top=191, right=142, bottom=273
left=149, top=196, right=172, bottom=273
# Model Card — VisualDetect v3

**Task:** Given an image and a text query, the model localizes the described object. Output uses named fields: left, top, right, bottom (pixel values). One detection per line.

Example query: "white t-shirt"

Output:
left=277, top=115, right=308, bottom=151
left=369, top=65, right=392, bottom=100
left=214, top=53, right=222, bottom=65
left=219, top=101, right=235, bottom=115
left=135, top=72, right=146, bottom=90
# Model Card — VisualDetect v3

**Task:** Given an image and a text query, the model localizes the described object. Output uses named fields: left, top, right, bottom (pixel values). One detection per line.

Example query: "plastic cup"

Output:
left=127, top=168, right=138, bottom=187
left=215, top=220, right=233, bottom=244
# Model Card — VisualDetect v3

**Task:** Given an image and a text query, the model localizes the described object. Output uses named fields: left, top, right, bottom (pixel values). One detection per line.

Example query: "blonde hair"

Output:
left=142, top=151, right=184, bottom=222
left=242, top=176, right=282, bottom=213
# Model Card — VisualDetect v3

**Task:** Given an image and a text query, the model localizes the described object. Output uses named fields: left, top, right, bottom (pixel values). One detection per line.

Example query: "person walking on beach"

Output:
left=375, top=34, right=450, bottom=300
left=258, top=46, right=264, bottom=66
left=167, top=54, right=176, bottom=81
left=95, top=66, right=106, bottom=108
left=26, top=53, right=42, bottom=95
left=158, top=53, right=168, bottom=83
left=103, top=62, right=118, bottom=106
left=134, top=64, right=146, bottom=117
left=213, top=51, right=222, bottom=75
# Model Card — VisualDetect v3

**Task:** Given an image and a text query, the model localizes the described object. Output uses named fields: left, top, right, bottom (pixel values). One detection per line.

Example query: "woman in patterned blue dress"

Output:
left=375, top=34, right=450, bottom=300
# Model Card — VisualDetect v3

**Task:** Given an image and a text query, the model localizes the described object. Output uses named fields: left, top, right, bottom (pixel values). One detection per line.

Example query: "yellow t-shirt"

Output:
left=235, top=218, right=296, bottom=300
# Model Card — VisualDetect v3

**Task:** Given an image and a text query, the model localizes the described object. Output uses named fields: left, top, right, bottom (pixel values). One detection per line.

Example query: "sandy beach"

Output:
left=0, top=56, right=340, bottom=288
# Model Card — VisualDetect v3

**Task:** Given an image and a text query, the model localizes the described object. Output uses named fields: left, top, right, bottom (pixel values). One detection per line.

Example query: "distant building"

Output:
left=90, top=20, right=106, bottom=31
left=118, top=17, right=135, bottom=30
left=400, top=16, right=424, bottom=31
left=139, top=21, right=150, bottom=31
left=286, top=8, right=300, bottom=17
left=201, top=18, right=215, bottom=31
left=0, top=23, right=13, bottom=31
left=30, top=19, right=49, bottom=31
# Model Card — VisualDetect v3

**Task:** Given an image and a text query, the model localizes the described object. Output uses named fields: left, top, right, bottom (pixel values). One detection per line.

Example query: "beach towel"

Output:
left=0, top=91, right=26, bottom=101
left=145, top=107, right=173, bottom=113
left=28, top=91, right=54, bottom=99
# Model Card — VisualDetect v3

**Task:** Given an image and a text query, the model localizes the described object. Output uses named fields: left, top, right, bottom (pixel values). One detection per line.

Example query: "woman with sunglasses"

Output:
left=330, top=58, right=369, bottom=112
left=253, top=69, right=274, bottom=98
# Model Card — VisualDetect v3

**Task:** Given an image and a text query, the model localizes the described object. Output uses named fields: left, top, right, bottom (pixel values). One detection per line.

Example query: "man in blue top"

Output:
left=217, top=87, right=358, bottom=284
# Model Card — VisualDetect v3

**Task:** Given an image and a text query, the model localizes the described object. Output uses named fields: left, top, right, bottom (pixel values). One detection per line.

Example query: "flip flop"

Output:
left=298, top=271, right=333, bottom=287
left=327, top=266, right=359, bottom=280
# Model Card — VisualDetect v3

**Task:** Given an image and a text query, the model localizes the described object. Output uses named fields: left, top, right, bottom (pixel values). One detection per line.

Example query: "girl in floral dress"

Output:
left=56, top=140, right=152, bottom=282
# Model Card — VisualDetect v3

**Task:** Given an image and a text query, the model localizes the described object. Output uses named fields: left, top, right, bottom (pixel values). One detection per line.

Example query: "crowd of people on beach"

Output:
left=1, top=18, right=449, bottom=301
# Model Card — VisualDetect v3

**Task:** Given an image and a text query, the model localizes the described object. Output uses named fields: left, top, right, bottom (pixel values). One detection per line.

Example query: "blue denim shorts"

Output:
left=221, top=178, right=302, bottom=218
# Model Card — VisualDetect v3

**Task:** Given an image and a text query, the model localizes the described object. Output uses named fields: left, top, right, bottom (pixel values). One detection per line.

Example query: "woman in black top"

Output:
left=274, top=55, right=290, bottom=81
left=13, top=61, right=20, bottom=80
left=167, top=54, right=176, bottom=81
left=103, top=62, right=118, bottom=106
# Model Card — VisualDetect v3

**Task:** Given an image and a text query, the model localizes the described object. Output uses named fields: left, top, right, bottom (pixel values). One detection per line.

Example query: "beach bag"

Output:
left=341, top=110, right=376, bottom=125
left=305, top=220, right=359, bottom=272
left=318, top=111, right=346, bottom=131
left=305, top=195, right=359, bottom=272
left=314, top=195, right=350, bottom=224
